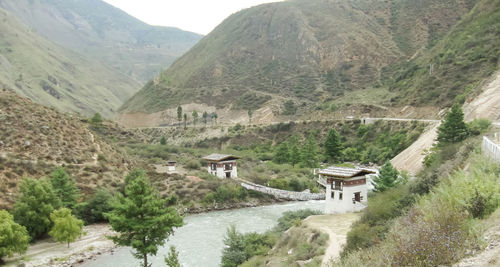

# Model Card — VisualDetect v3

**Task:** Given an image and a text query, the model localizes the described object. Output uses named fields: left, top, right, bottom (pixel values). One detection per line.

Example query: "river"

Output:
left=81, top=200, right=325, bottom=267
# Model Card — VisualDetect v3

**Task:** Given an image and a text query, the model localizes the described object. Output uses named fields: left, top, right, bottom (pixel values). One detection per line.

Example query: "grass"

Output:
left=335, top=147, right=500, bottom=266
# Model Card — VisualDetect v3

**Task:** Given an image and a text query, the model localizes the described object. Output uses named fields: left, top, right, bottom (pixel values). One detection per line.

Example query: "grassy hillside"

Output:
left=120, top=0, right=477, bottom=114
left=383, top=0, right=500, bottom=107
left=0, top=91, right=134, bottom=209
left=0, top=0, right=203, bottom=82
left=0, top=7, right=142, bottom=117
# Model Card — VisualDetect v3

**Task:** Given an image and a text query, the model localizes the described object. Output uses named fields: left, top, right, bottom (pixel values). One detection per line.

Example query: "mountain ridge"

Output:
left=0, top=7, right=141, bottom=117
left=120, top=0, right=479, bottom=118
left=0, top=0, right=203, bottom=82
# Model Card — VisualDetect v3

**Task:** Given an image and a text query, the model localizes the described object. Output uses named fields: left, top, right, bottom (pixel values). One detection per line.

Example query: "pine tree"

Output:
left=273, top=142, right=290, bottom=164
left=192, top=111, right=198, bottom=126
left=177, top=106, right=182, bottom=122
left=288, top=136, right=301, bottom=167
left=372, top=161, right=400, bottom=192
left=202, top=111, right=208, bottom=125
left=50, top=167, right=79, bottom=209
left=300, top=133, right=320, bottom=168
left=324, top=128, right=343, bottom=162
left=0, top=210, right=30, bottom=261
left=164, top=246, right=182, bottom=267
left=248, top=110, right=253, bottom=124
left=13, top=178, right=61, bottom=240
left=49, top=208, right=83, bottom=248
left=106, top=172, right=183, bottom=267
left=160, top=136, right=167, bottom=145
left=437, top=103, right=469, bottom=145
left=213, top=113, right=218, bottom=125
left=183, top=113, right=188, bottom=129
left=90, top=113, right=103, bottom=125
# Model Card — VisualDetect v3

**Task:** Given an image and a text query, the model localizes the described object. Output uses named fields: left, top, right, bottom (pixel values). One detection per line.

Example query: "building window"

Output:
left=225, top=163, right=232, bottom=170
left=331, top=191, right=334, bottom=199
left=339, top=193, right=343, bottom=200
left=211, top=163, right=216, bottom=170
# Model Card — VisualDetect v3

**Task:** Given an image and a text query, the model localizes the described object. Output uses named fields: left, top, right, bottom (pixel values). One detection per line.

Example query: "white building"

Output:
left=202, top=154, right=240, bottom=179
left=167, top=161, right=176, bottom=173
left=319, top=166, right=376, bottom=214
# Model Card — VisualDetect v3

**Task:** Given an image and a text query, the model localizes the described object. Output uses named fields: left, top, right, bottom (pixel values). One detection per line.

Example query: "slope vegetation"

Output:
left=383, top=0, right=500, bottom=107
left=0, top=7, right=141, bottom=117
left=0, top=91, right=133, bottom=209
left=121, top=0, right=477, bottom=114
left=0, top=0, right=203, bottom=82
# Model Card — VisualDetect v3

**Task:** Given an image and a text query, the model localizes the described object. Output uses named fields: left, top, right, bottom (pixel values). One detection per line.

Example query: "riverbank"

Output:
left=3, top=224, right=116, bottom=267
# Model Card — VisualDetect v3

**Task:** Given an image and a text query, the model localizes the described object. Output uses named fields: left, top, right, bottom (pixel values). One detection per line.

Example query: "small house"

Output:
left=167, top=161, right=176, bottom=173
left=202, top=154, right=241, bottom=179
left=319, top=166, right=376, bottom=214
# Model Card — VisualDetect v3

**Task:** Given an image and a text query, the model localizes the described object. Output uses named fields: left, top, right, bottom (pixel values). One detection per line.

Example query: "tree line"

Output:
left=0, top=168, right=183, bottom=267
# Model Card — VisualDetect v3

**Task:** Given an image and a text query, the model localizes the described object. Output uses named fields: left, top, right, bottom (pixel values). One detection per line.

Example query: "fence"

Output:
left=482, top=136, right=500, bottom=162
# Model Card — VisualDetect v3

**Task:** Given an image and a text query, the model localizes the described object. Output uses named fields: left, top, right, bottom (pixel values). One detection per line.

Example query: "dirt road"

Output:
left=4, top=224, right=115, bottom=267
left=304, top=213, right=360, bottom=266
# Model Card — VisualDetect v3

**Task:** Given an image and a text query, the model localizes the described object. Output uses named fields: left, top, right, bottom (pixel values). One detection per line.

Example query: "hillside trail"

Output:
left=391, top=122, right=440, bottom=175
left=303, top=213, right=360, bottom=266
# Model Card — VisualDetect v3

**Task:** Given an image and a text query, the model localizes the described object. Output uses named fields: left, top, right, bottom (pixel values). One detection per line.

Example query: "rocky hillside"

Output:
left=0, top=0, right=203, bottom=83
left=0, top=91, right=135, bottom=209
left=0, top=7, right=142, bottom=118
left=120, top=0, right=477, bottom=116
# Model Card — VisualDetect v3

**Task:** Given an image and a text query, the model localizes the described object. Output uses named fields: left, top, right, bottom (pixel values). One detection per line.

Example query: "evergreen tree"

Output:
left=90, top=113, right=103, bottom=125
left=437, top=103, right=469, bottom=145
left=164, top=246, right=182, bottom=267
left=273, top=142, right=290, bottom=164
left=202, top=111, right=208, bottom=125
left=221, top=225, right=246, bottom=267
left=49, top=167, right=79, bottom=209
left=49, top=208, right=83, bottom=248
left=248, top=110, right=253, bottom=124
left=192, top=111, right=198, bottom=126
left=372, top=161, right=400, bottom=192
left=13, top=178, right=61, bottom=240
left=300, top=133, right=320, bottom=168
left=177, top=106, right=182, bottom=122
left=106, top=172, right=183, bottom=267
left=0, top=210, right=30, bottom=261
left=160, top=136, right=167, bottom=145
left=324, top=128, right=343, bottom=162
left=183, top=113, right=188, bottom=129
left=213, top=113, right=218, bottom=125
left=288, top=136, right=301, bottom=167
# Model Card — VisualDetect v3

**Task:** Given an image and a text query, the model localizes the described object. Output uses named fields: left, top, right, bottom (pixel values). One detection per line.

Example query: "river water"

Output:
left=82, top=200, right=325, bottom=267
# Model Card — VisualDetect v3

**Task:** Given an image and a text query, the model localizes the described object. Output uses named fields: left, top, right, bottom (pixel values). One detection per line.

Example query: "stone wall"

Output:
left=240, top=181, right=325, bottom=201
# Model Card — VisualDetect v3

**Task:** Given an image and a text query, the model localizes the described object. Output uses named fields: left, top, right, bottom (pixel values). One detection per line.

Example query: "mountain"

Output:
left=120, top=0, right=478, bottom=117
left=0, top=0, right=203, bottom=82
left=0, top=7, right=141, bottom=118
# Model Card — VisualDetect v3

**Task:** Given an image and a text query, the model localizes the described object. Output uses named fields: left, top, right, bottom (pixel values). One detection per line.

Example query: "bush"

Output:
left=274, top=209, right=321, bottom=232
left=185, top=160, right=201, bottom=170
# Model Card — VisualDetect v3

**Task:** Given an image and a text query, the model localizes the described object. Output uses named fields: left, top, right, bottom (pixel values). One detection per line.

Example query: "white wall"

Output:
left=324, top=177, right=368, bottom=214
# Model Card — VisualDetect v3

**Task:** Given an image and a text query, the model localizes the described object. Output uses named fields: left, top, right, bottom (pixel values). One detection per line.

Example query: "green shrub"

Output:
left=185, top=160, right=201, bottom=170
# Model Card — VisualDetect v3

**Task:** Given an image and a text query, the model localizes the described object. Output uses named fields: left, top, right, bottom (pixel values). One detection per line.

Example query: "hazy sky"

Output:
left=102, top=0, right=283, bottom=35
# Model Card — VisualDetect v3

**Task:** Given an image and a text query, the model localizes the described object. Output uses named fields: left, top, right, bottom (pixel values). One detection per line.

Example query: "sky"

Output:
left=102, top=0, right=283, bottom=35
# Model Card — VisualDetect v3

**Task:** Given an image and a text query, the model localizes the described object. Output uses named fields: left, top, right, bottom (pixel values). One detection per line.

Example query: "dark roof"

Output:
left=319, top=166, right=376, bottom=178
left=202, top=153, right=241, bottom=161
